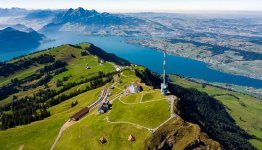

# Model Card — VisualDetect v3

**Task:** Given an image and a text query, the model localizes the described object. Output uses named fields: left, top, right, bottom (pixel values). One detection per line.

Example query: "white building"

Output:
left=114, top=65, right=122, bottom=72
left=127, top=82, right=141, bottom=94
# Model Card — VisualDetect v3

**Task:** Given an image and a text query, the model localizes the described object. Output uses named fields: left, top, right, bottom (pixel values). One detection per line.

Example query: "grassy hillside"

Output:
left=145, top=117, right=221, bottom=150
left=0, top=44, right=115, bottom=106
left=0, top=43, right=120, bottom=149
left=169, top=74, right=262, bottom=149
left=0, top=67, right=171, bottom=149
left=110, top=95, right=169, bottom=129
left=55, top=110, right=150, bottom=150
left=0, top=42, right=259, bottom=150
left=0, top=85, right=106, bottom=150
left=0, top=43, right=175, bottom=150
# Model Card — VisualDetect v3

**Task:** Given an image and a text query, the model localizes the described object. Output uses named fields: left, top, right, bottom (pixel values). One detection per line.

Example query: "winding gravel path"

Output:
left=50, top=120, right=74, bottom=150
left=106, top=95, right=177, bottom=133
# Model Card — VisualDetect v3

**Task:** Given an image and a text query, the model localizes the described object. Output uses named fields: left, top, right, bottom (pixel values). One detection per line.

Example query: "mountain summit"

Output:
left=41, top=7, right=145, bottom=32
left=53, top=7, right=99, bottom=23
left=52, top=7, right=139, bottom=25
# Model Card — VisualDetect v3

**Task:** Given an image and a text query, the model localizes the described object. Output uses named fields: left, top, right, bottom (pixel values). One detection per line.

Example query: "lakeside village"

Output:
left=69, top=63, right=142, bottom=144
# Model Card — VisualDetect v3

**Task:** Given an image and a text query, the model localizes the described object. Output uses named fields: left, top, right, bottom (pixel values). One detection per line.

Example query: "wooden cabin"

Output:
left=70, top=107, right=90, bottom=121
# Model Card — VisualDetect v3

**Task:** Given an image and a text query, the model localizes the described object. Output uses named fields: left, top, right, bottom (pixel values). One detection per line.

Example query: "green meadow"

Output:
left=0, top=43, right=171, bottom=150
left=109, top=99, right=170, bottom=129
left=1, top=42, right=260, bottom=149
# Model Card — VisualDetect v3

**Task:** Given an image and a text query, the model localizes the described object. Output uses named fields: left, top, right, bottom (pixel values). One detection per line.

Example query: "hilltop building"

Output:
left=100, top=59, right=105, bottom=64
left=114, top=65, right=122, bottom=72
left=99, top=59, right=105, bottom=65
left=126, top=82, right=142, bottom=94
left=98, top=100, right=111, bottom=114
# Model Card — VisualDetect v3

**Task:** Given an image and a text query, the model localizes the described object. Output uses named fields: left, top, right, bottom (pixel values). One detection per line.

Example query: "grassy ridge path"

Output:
left=50, top=120, right=74, bottom=150
left=151, top=95, right=177, bottom=132
left=106, top=94, right=177, bottom=133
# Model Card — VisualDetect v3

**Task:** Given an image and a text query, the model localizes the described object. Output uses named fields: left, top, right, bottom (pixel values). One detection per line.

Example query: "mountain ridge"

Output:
left=0, top=27, right=45, bottom=51
left=40, top=7, right=147, bottom=32
left=53, top=7, right=143, bottom=25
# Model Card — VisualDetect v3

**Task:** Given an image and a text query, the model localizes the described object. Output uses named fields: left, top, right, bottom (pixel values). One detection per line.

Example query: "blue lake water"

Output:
left=1, top=32, right=262, bottom=88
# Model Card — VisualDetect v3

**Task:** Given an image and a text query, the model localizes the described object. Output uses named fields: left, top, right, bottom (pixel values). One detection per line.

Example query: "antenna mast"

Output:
left=161, top=40, right=168, bottom=95
left=163, top=45, right=166, bottom=85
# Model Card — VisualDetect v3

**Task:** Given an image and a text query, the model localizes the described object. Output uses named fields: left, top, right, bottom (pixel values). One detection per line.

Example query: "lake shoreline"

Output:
left=126, top=38, right=262, bottom=81
left=1, top=32, right=261, bottom=90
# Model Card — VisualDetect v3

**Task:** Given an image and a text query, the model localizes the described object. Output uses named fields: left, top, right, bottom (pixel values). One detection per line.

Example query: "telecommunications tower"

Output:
left=161, top=42, right=168, bottom=95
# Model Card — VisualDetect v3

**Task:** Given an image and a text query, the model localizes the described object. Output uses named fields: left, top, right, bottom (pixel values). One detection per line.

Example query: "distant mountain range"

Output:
left=25, top=9, right=63, bottom=19
left=0, top=26, right=45, bottom=52
left=0, top=7, right=168, bottom=36
left=0, top=8, right=29, bottom=16
left=40, top=7, right=159, bottom=34
left=53, top=7, right=144, bottom=25
left=10, top=24, right=33, bottom=32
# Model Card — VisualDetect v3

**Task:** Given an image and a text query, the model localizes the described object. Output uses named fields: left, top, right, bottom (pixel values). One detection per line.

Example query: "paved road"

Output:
left=89, top=88, right=108, bottom=109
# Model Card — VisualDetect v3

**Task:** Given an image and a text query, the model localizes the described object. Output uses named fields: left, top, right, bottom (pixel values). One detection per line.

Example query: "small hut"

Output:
left=100, top=136, right=107, bottom=144
left=99, top=59, right=105, bottom=65
left=128, top=135, right=135, bottom=142
left=114, top=65, right=122, bottom=72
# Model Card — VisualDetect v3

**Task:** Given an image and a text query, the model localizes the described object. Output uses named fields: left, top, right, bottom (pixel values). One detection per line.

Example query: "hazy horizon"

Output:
left=0, top=0, right=261, bottom=13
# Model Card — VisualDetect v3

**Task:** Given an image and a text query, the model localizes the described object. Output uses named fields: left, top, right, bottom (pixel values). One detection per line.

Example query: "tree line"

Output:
left=0, top=54, right=55, bottom=77
left=0, top=71, right=115, bottom=130
left=0, top=60, right=67, bottom=101
left=87, top=44, right=130, bottom=66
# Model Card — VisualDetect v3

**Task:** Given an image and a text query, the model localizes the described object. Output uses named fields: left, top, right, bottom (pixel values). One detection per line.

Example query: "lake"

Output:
left=1, top=32, right=262, bottom=88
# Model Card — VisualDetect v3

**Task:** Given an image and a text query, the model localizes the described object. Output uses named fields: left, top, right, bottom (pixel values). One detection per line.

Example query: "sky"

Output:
left=0, top=0, right=261, bottom=12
